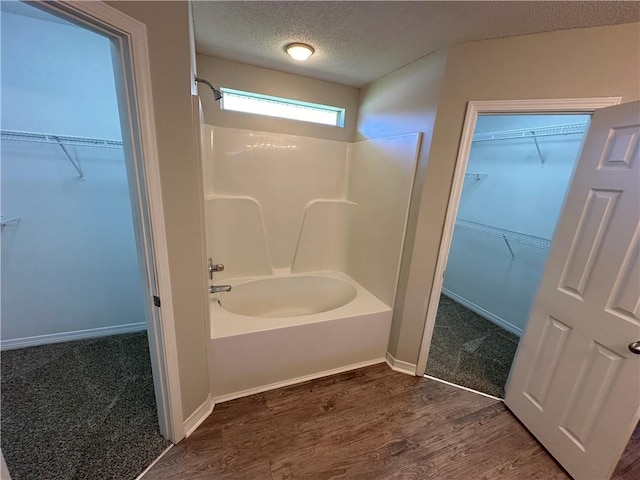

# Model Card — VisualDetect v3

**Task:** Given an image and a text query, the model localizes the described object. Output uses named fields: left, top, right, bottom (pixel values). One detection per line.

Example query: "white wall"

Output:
left=462, top=114, right=590, bottom=238
left=443, top=230, right=549, bottom=335
left=442, top=114, right=589, bottom=334
left=0, top=9, right=121, bottom=139
left=0, top=6, right=144, bottom=346
left=1, top=143, right=145, bottom=344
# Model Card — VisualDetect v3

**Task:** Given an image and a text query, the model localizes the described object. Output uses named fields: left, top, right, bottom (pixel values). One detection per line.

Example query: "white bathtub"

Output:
left=208, top=271, right=392, bottom=401
left=220, top=274, right=356, bottom=317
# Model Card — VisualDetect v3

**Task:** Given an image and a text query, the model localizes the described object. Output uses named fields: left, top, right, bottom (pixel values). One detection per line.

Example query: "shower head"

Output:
left=195, top=77, right=223, bottom=101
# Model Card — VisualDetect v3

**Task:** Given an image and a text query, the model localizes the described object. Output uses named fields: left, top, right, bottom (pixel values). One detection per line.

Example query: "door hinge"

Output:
left=153, top=295, right=161, bottom=308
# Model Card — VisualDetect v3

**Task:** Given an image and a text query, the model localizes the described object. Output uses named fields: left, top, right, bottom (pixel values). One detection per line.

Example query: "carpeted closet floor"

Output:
left=0, top=332, right=170, bottom=480
left=426, top=295, right=520, bottom=398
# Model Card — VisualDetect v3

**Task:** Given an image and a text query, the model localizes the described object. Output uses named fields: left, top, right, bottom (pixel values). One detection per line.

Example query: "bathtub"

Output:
left=208, top=271, right=392, bottom=401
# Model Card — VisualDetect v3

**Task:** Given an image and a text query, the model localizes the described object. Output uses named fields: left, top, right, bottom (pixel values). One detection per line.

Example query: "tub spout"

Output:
left=210, top=285, right=232, bottom=294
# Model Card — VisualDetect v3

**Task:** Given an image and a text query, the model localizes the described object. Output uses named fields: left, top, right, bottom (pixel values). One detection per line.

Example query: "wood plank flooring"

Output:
left=614, top=421, right=640, bottom=480
left=142, top=363, right=635, bottom=480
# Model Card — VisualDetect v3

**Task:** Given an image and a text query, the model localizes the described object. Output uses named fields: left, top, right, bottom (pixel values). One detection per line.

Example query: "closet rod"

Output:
left=473, top=122, right=588, bottom=143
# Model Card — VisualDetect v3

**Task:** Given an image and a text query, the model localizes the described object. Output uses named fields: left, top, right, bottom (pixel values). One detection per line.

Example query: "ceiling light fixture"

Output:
left=285, top=43, right=314, bottom=61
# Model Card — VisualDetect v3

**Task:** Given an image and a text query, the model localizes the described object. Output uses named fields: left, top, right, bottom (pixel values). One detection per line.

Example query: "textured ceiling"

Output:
left=193, top=1, right=639, bottom=87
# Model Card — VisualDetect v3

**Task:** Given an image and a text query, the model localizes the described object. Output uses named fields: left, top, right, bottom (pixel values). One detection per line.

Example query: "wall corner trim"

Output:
left=183, top=394, right=215, bottom=438
left=385, top=352, right=417, bottom=376
left=49, top=0, right=187, bottom=443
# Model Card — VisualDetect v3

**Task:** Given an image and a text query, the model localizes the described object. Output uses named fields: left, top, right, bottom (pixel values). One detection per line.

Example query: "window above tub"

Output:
left=219, top=88, right=345, bottom=128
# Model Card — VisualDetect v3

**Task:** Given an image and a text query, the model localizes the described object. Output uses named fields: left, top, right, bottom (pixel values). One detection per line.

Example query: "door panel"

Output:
left=505, top=101, right=640, bottom=480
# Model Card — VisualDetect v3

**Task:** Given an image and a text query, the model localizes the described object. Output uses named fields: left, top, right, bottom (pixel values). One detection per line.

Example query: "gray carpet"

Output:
left=426, top=295, right=520, bottom=398
left=1, top=332, right=170, bottom=480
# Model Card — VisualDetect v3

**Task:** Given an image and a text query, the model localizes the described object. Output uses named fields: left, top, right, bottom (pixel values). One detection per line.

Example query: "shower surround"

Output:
left=203, top=125, right=421, bottom=400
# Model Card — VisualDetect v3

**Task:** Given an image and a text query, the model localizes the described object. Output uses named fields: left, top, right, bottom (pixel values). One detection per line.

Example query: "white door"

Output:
left=505, top=101, right=640, bottom=480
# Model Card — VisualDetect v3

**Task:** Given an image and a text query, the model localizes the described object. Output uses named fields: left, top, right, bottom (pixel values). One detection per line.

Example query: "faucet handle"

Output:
left=208, top=258, right=224, bottom=279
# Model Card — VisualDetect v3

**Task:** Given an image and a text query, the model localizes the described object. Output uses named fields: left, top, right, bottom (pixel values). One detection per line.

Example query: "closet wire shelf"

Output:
left=1, top=129, right=123, bottom=149
left=1, top=129, right=124, bottom=180
left=472, top=122, right=588, bottom=143
left=455, top=219, right=551, bottom=250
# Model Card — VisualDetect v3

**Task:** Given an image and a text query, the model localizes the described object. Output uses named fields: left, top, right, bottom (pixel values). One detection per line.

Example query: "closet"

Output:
left=427, top=113, right=591, bottom=397
left=444, top=115, right=590, bottom=335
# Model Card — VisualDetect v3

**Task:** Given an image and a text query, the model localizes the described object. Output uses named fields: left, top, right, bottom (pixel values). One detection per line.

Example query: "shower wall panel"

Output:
left=203, top=126, right=422, bottom=308
left=205, top=196, right=273, bottom=279
left=291, top=200, right=357, bottom=274
left=203, top=126, right=349, bottom=274
left=347, top=134, right=421, bottom=306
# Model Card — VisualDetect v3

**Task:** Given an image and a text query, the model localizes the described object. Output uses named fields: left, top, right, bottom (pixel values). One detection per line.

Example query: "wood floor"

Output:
left=142, top=363, right=637, bottom=480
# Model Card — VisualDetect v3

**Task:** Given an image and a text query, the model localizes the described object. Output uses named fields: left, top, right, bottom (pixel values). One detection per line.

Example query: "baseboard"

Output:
left=183, top=394, right=214, bottom=438
left=441, top=288, right=523, bottom=337
left=213, top=358, right=386, bottom=404
left=0, top=322, right=147, bottom=351
left=385, top=352, right=417, bottom=376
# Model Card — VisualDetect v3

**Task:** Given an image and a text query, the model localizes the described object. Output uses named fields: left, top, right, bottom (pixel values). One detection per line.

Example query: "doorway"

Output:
left=415, top=98, right=623, bottom=388
left=0, top=1, right=180, bottom=478
left=425, top=113, right=591, bottom=397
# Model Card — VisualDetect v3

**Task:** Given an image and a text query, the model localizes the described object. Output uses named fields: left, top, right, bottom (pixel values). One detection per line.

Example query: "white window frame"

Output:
left=220, top=88, right=345, bottom=127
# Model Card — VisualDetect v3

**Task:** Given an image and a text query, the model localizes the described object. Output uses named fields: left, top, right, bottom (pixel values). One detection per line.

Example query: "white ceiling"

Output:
left=193, top=1, right=639, bottom=87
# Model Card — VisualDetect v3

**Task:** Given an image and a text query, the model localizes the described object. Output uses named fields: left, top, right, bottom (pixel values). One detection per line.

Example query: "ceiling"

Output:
left=193, top=1, right=639, bottom=87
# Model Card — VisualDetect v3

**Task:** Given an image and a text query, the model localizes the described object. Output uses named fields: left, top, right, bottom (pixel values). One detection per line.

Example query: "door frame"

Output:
left=415, top=97, right=622, bottom=377
left=35, top=1, right=185, bottom=441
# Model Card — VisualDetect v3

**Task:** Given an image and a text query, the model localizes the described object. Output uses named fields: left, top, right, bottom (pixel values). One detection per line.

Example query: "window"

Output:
left=220, top=88, right=345, bottom=127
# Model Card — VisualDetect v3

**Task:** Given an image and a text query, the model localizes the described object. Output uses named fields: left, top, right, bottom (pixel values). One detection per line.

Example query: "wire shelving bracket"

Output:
left=53, top=137, right=84, bottom=179
left=463, top=172, right=488, bottom=192
left=531, top=135, right=545, bottom=165
left=0, top=215, right=21, bottom=227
